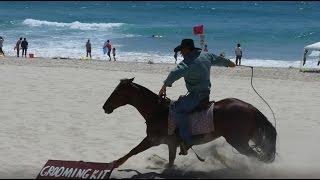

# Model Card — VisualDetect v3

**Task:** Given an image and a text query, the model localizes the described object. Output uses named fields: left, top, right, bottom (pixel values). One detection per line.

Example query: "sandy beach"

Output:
left=0, top=56, right=320, bottom=178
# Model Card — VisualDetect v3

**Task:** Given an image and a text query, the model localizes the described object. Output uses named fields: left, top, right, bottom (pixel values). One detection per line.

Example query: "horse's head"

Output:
left=103, top=78, right=136, bottom=114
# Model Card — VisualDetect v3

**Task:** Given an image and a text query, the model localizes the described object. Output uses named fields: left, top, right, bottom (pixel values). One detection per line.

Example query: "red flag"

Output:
left=193, top=25, right=204, bottom=35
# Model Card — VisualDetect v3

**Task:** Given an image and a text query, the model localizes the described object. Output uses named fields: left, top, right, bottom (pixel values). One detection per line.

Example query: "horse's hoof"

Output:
left=179, top=151, right=188, bottom=156
left=165, top=163, right=177, bottom=169
left=112, top=158, right=125, bottom=169
left=111, top=161, right=119, bottom=169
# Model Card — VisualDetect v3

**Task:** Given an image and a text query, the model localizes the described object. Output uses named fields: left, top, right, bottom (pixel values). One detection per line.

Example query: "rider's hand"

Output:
left=158, top=85, right=167, bottom=98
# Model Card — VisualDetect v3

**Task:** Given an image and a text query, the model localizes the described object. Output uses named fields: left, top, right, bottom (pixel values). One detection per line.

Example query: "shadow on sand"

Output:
left=117, top=167, right=254, bottom=179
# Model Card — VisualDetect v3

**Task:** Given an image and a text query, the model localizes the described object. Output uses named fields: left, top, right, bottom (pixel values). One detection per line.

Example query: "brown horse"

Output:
left=103, top=78, right=277, bottom=168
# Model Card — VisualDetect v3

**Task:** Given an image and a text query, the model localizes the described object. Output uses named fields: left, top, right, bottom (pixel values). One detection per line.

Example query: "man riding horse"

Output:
left=158, top=39, right=236, bottom=155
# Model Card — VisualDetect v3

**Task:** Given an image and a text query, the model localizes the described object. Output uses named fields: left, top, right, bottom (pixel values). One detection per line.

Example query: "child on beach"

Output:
left=112, top=47, right=116, bottom=61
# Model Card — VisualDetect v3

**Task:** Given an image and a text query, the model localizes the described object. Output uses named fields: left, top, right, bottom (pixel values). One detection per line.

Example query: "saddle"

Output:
left=168, top=97, right=215, bottom=136
left=190, top=96, right=214, bottom=113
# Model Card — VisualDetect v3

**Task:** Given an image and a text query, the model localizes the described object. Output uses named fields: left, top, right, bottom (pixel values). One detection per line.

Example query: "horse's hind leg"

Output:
left=225, top=137, right=261, bottom=160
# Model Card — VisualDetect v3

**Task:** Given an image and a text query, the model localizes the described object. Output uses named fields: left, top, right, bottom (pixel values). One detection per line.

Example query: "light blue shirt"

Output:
left=164, top=49, right=232, bottom=93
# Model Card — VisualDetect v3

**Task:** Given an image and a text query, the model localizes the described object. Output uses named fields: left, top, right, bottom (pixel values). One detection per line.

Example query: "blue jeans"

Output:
left=172, top=91, right=209, bottom=146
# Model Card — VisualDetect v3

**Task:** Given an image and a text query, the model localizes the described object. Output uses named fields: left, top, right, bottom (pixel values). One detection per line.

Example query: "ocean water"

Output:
left=0, top=1, right=320, bottom=67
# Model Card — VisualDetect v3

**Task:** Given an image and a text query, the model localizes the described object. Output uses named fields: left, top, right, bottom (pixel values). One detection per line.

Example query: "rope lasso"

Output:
left=190, top=147, right=205, bottom=162
left=239, top=65, right=277, bottom=130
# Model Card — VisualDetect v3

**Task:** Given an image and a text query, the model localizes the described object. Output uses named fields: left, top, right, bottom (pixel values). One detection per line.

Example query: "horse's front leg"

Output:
left=166, top=135, right=179, bottom=168
left=113, top=137, right=153, bottom=168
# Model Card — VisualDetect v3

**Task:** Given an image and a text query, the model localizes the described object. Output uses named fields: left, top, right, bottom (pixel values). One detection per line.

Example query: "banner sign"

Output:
left=36, top=160, right=115, bottom=179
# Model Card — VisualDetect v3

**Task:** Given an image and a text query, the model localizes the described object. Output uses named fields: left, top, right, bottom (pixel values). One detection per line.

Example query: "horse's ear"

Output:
left=119, top=78, right=134, bottom=85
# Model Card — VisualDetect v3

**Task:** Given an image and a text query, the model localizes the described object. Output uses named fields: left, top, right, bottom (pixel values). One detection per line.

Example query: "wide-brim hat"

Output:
left=174, top=39, right=201, bottom=52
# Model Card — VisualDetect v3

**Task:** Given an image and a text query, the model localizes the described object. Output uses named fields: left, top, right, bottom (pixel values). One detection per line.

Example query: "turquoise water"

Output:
left=0, top=1, right=319, bottom=67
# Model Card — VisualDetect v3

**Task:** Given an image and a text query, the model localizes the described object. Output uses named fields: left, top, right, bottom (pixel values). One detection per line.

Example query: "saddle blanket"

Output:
left=168, top=102, right=214, bottom=135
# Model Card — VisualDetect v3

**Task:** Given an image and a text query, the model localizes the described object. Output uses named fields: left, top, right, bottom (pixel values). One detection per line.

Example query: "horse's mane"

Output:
left=132, top=82, right=171, bottom=105
left=131, top=82, right=171, bottom=123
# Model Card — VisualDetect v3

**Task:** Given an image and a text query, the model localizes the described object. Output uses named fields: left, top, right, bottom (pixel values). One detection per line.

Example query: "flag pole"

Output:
left=193, top=25, right=205, bottom=50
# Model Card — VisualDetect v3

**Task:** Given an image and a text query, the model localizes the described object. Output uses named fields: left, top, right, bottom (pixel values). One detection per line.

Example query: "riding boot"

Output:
left=179, top=141, right=191, bottom=155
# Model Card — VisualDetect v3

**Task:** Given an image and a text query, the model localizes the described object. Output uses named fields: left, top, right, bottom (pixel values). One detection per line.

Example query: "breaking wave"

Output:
left=22, top=18, right=125, bottom=31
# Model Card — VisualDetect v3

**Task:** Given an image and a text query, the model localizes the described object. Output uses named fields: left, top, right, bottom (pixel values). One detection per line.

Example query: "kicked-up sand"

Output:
left=0, top=56, right=319, bottom=178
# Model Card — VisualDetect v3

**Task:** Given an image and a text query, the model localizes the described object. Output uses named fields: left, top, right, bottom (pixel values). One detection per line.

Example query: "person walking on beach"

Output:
left=86, top=39, right=92, bottom=58
left=158, top=39, right=235, bottom=155
left=0, top=36, right=4, bottom=56
left=235, top=43, right=242, bottom=66
left=112, top=47, right=116, bottom=61
left=103, top=40, right=112, bottom=61
left=14, top=37, right=22, bottom=57
left=21, top=38, right=28, bottom=58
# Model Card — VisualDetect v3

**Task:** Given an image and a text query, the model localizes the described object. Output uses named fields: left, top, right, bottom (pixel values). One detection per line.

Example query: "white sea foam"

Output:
left=22, top=18, right=125, bottom=31
left=3, top=41, right=318, bottom=68
left=3, top=27, right=318, bottom=68
left=234, top=58, right=301, bottom=68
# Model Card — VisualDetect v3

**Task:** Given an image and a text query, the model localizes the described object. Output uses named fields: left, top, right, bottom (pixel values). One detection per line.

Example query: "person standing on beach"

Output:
left=235, top=43, right=243, bottom=66
left=14, top=37, right=22, bottom=57
left=0, top=36, right=4, bottom=56
left=158, top=39, right=235, bottom=155
left=204, top=44, right=208, bottom=52
left=21, top=38, right=28, bottom=58
left=112, top=47, right=116, bottom=61
left=103, top=40, right=112, bottom=61
left=174, top=51, right=178, bottom=64
left=86, top=39, right=92, bottom=58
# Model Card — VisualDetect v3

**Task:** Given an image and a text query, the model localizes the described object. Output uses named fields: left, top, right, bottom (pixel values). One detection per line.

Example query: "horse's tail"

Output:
left=255, top=109, right=277, bottom=163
